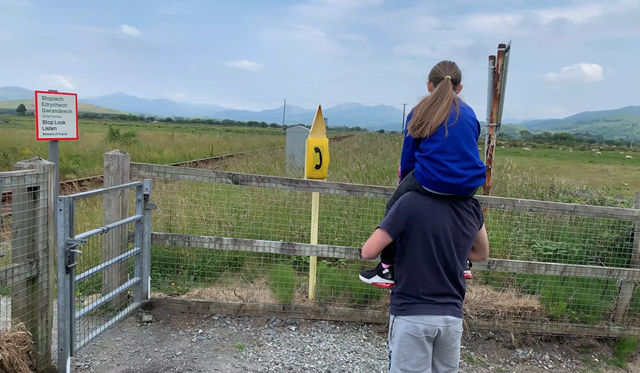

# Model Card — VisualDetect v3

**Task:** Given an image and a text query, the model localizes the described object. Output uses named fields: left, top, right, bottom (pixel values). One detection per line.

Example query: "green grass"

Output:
left=608, top=336, right=639, bottom=368
left=0, top=114, right=287, bottom=179
left=269, top=264, right=297, bottom=305
left=5, top=128, right=639, bottom=322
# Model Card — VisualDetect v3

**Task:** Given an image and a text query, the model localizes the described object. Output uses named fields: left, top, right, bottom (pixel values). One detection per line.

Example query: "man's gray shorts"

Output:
left=388, top=315, right=463, bottom=373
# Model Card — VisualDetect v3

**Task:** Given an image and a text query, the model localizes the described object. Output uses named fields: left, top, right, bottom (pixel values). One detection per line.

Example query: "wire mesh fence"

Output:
left=0, top=168, right=53, bottom=371
left=131, top=162, right=640, bottom=335
left=71, top=207, right=139, bottom=351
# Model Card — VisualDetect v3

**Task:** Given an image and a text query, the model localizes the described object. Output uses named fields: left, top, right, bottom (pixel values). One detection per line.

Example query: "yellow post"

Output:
left=308, top=192, right=320, bottom=299
left=305, top=105, right=330, bottom=300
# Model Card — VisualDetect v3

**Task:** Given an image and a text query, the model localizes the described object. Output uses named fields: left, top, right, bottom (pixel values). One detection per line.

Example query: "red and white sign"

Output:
left=35, top=91, right=78, bottom=141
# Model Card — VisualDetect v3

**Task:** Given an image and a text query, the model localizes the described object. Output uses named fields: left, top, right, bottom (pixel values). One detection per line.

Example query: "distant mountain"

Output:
left=214, top=103, right=404, bottom=129
left=0, top=86, right=33, bottom=101
left=520, top=106, right=640, bottom=141
left=80, top=92, right=227, bottom=117
left=0, top=99, right=126, bottom=114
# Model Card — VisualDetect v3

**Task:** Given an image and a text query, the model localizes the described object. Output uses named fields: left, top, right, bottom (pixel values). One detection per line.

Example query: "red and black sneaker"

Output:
left=359, top=263, right=395, bottom=289
left=464, top=260, right=473, bottom=280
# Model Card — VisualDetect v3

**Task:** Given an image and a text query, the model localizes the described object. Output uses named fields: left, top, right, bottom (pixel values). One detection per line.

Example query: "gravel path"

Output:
left=68, top=307, right=639, bottom=373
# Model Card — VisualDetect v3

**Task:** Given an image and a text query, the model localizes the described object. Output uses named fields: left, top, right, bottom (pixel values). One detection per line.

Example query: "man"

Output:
left=361, top=191, right=489, bottom=373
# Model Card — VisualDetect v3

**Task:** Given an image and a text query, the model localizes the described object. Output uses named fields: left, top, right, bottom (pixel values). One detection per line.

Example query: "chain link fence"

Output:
left=1, top=161, right=55, bottom=372
left=131, top=162, right=640, bottom=337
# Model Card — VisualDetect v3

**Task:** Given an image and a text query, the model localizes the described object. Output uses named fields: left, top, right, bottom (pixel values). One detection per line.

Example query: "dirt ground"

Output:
left=67, top=307, right=639, bottom=373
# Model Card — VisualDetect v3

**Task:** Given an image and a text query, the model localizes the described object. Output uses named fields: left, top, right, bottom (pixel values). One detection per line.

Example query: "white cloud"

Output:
left=39, top=75, right=76, bottom=90
left=223, top=60, right=264, bottom=72
left=545, top=63, right=604, bottom=83
left=536, top=4, right=604, bottom=24
left=120, top=25, right=142, bottom=37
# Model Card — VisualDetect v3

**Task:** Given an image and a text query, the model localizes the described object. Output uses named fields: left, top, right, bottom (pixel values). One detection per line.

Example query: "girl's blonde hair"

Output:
left=408, top=60, right=462, bottom=138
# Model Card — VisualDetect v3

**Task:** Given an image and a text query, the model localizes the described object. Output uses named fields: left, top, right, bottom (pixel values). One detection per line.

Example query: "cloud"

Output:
left=39, top=75, right=76, bottom=90
left=545, top=63, right=604, bottom=83
left=223, top=60, right=264, bottom=72
left=170, top=93, right=187, bottom=100
left=120, top=25, right=142, bottom=37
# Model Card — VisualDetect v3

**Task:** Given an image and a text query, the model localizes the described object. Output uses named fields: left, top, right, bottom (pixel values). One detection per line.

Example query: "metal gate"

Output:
left=57, top=180, right=154, bottom=373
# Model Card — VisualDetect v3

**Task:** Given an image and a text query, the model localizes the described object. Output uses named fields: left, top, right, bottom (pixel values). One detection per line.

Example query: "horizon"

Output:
left=3, top=85, right=638, bottom=122
left=2, top=1, right=639, bottom=121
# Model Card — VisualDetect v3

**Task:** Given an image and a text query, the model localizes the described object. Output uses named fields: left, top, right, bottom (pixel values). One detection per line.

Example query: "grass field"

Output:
left=3, top=118, right=640, bottom=327
left=0, top=114, right=288, bottom=179
left=138, top=134, right=639, bottom=325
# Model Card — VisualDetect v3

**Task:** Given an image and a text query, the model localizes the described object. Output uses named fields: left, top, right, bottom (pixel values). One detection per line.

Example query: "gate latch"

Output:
left=66, top=238, right=87, bottom=268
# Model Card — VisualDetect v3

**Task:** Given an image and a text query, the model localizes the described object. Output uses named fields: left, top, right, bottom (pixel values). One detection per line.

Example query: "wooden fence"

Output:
left=129, top=161, right=640, bottom=338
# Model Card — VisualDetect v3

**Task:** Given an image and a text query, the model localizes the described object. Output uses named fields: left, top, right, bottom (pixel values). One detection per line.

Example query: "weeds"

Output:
left=608, top=336, right=639, bottom=368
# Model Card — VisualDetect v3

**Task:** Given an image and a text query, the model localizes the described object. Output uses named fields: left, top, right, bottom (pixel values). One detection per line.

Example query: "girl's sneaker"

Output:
left=359, top=263, right=395, bottom=289
left=464, top=260, right=473, bottom=280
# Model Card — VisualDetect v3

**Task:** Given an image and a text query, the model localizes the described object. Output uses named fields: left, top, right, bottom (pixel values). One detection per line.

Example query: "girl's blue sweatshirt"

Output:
left=400, top=102, right=486, bottom=196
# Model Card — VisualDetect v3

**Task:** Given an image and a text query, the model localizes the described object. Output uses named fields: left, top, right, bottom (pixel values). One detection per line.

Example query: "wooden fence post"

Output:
left=103, top=150, right=130, bottom=310
left=11, top=158, right=55, bottom=370
left=614, top=192, right=640, bottom=322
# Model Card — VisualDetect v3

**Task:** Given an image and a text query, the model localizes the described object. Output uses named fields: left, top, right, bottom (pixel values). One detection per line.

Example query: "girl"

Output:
left=359, top=60, right=486, bottom=289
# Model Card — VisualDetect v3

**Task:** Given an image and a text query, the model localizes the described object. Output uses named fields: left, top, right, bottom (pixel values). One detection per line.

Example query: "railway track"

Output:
left=1, top=134, right=355, bottom=217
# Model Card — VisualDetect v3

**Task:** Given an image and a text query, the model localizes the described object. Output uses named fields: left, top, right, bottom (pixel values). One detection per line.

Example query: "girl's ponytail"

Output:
left=408, top=60, right=462, bottom=138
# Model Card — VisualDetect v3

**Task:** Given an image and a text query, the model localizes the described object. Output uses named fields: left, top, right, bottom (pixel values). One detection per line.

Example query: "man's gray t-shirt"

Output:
left=378, top=192, right=484, bottom=318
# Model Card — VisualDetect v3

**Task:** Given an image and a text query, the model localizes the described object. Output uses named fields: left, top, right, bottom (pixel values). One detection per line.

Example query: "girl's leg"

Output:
left=380, top=171, right=422, bottom=265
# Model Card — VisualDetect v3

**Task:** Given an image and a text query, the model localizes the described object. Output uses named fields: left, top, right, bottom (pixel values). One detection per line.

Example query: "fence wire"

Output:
left=72, top=221, right=138, bottom=351
left=0, top=171, right=52, bottom=371
left=132, top=163, right=640, bottom=333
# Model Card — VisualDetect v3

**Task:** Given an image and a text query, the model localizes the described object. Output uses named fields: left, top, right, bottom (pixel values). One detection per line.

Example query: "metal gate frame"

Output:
left=57, top=180, right=153, bottom=373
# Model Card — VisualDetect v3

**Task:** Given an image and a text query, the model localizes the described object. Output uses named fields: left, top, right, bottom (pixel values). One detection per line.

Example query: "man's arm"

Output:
left=468, top=224, right=489, bottom=262
left=361, top=228, right=394, bottom=260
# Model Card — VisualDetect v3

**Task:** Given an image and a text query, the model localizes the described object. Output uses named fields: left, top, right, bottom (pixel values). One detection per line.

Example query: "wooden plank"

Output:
left=131, top=162, right=393, bottom=199
left=151, top=233, right=364, bottom=260
left=151, top=298, right=389, bottom=324
left=0, top=261, right=38, bottom=287
left=475, top=194, right=640, bottom=221
left=614, top=192, right=640, bottom=322
left=472, top=259, right=640, bottom=282
left=131, top=162, right=640, bottom=221
left=466, top=319, right=640, bottom=339
left=150, top=298, right=640, bottom=338
left=10, top=158, right=54, bottom=370
left=151, top=233, right=640, bottom=281
left=103, top=150, right=130, bottom=310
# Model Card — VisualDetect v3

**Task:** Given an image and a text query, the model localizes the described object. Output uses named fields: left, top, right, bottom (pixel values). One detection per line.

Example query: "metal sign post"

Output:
left=482, top=42, right=511, bottom=196
left=35, top=89, right=78, bottom=373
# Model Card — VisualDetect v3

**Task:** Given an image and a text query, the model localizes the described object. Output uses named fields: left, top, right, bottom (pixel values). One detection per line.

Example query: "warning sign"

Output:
left=35, top=91, right=78, bottom=141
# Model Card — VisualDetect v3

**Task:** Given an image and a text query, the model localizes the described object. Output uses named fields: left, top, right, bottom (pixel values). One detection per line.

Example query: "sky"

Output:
left=1, top=0, right=640, bottom=120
